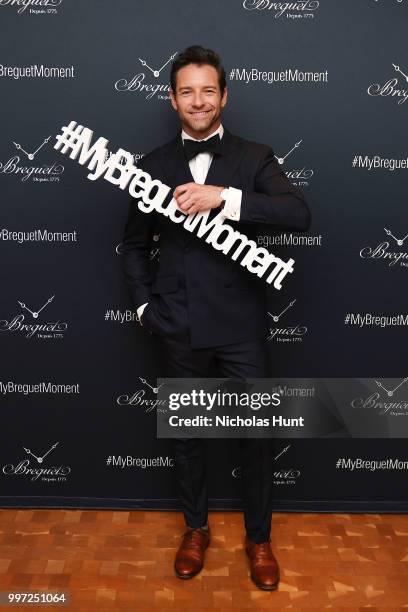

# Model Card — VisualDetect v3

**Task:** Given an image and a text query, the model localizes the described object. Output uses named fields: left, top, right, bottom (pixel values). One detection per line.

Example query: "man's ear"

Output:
left=170, top=89, right=178, bottom=111
left=221, top=86, right=228, bottom=109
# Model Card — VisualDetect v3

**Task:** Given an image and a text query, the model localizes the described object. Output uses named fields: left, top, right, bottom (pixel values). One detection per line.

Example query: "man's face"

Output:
left=170, top=63, right=227, bottom=139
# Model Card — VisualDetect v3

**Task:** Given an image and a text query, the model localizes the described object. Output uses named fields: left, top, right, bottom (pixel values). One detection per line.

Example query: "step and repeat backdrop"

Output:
left=1, top=0, right=407, bottom=512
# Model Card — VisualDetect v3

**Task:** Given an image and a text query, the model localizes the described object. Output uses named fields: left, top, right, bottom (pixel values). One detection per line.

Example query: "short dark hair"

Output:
left=170, top=45, right=226, bottom=94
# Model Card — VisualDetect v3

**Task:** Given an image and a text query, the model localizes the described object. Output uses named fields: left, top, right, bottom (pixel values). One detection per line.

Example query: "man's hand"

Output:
left=174, top=183, right=224, bottom=215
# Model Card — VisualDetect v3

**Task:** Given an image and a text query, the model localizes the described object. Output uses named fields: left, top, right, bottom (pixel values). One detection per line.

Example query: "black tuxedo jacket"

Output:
left=121, top=127, right=311, bottom=348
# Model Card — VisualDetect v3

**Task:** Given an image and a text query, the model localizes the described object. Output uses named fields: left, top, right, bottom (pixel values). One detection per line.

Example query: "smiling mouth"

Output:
left=189, top=110, right=211, bottom=118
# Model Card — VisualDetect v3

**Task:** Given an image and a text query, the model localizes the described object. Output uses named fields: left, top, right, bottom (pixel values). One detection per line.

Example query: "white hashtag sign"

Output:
left=54, top=121, right=295, bottom=289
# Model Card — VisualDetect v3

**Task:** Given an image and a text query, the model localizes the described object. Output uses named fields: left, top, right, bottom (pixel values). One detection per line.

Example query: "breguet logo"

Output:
left=0, top=294, right=68, bottom=339
left=0, top=0, right=62, bottom=14
left=2, top=441, right=71, bottom=483
left=115, top=51, right=177, bottom=100
left=351, top=378, right=408, bottom=417
left=0, top=134, right=64, bottom=183
left=14, top=135, right=51, bottom=160
left=242, top=0, right=320, bottom=20
left=272, top=444, right=301, bottom=485
left=233, top=443, right=301, bottom=485
left=360, top=227, right=408, bottom=269
left=116, top=377, right=168, bottom=414
left=367, top=63, right=408, bottom=106
left=267, top=298, right=308, bottom=342
left=275, top=139, right=313, bottom=187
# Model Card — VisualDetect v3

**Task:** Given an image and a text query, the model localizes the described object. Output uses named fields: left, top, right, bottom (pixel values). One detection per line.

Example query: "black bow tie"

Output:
left=183, top=134, right=222, bottom=161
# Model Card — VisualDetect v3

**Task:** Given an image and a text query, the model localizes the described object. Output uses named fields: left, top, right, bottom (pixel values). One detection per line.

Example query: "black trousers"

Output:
left=159, top=334, right=275, bottom=544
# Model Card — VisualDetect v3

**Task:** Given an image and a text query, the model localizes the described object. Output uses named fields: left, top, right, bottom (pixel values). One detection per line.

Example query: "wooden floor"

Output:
left=0, top=509, right=407, bottom=610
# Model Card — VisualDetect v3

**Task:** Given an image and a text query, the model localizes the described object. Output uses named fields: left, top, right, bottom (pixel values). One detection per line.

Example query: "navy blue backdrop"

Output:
left=1, top=0, right=407, bottom=512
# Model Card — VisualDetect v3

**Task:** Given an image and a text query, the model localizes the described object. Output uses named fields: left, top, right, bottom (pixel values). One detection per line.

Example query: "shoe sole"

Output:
left=174, top=538, right=210, bottom=579
left=250, top=576, right=280, bottom=590
left=174, top=567, right=201, bottom=579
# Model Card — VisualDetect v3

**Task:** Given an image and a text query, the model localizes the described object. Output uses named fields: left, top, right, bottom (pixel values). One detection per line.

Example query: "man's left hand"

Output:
left=174, top=183, right=224, bottom=215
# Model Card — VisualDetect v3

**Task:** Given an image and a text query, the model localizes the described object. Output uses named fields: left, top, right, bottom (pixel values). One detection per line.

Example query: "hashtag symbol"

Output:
left=352, top=156, right=358, bottom=167
left=106, top=456, right=112, bottom=465
left=229, top=69, right=235, bottom=80
left=105, top=310, right=110, bottom=321
left=336, top=459, right=341, bottom=468
left=54, top=120, right=87, bottom=157
left=345, top=314, right=350, bottom=324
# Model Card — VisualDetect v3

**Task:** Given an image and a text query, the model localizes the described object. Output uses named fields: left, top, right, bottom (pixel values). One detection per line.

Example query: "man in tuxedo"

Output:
left=121, top=45, right=311, bottom=590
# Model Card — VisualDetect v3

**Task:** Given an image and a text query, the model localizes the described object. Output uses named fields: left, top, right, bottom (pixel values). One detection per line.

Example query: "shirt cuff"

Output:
left=137, top=302, right=148, bottom=324
left=221, top=187, right=242, bottom=221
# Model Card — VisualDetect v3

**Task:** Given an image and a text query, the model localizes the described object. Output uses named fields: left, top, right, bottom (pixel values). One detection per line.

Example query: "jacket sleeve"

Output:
left=120, top=156, right=157, bottom=308
left=239, top=146, right=311, bottom=232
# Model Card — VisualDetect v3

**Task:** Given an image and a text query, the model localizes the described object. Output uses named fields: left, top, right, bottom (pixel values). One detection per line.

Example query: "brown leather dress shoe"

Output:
left=245, top=536, right=280, bottom=590
left=174, top=527, right=210, bottom=579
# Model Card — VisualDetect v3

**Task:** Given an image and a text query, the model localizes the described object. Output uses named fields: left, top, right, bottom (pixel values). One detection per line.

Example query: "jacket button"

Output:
left=184, top=246, right=190, bottom=253
left=225, top=282, right=232, bottom=288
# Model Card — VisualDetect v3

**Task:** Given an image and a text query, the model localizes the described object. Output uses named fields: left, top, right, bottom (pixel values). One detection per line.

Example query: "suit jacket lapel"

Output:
left=204, top=127, right=243, bottom=189
left=163, top=132, right=194, bottom=189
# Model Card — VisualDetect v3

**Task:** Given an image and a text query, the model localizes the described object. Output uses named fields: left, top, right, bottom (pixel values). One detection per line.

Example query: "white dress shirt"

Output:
left=137, top=123, right=242, bottom=323
left=181, top=123, right=242, bottom=221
